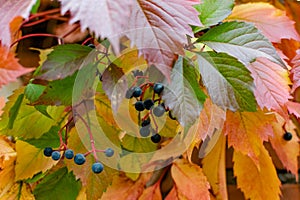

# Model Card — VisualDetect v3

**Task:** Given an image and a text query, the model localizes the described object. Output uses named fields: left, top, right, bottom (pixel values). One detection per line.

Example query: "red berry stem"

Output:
left=10, top=33, right=63, bottom=48
left=58, top=116, right=74, bottom=150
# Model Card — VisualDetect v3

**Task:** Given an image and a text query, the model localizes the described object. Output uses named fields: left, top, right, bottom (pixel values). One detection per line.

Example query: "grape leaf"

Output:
left=0, top=0, right=37, bottom=47
left=126, top=0, right=201, bottom=80
left=33, top=167, right=81, bottom=200
left=197, top=21, right=285, bottom=67
left=291, top=53, right=300, bottom=93
left=228, top=2, right=300, bottom=43
left=24, top=83, right=46, bottom=102
left=121, top=134, right=157, bottom=153
left=233, top=146, right=281, bottom=200
left=202, top=133, right=227, bottom=200
left=224, top=110, right=276, bottom=165
left=171, top=159, right=210, bottom=200
left=15, top=141, right=58, bottom=180
left=162, top=56, right=206, bottom=126
left=0, top=46, right=34, bottom=88
left=102, top=64, right=128, bottom=113
left=197, top=51, right=256, bottom=111
left=59, top=0, right=133, bottom=52
left=270, top=115, right=299, bottom=179
left=194, top=0, right=234, bottom=26
left=37, top=44, right=92, bottom=81
left=248, top=57, right=291, bottom=118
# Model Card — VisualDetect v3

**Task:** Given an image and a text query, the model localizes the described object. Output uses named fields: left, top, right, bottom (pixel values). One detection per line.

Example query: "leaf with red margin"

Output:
left=126, top=0, right=201, bottom=80
left=224, top=110, right=276, bottom=165
left=233, top=146, right=281, bottom=200
left=0, top=46, right=34, bottom=88
left=228, top=2, right=300, bottom=43
left=171, top=159, right=210, bottom=200
left=270, top=115, right=299, bottom=179
left=248, top=57, right=291, bottom=119
left=0, top=0, right=37, bottom=47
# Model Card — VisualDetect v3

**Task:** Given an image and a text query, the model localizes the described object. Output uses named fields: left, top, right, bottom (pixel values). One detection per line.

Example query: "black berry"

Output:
left=51, top=151, right=61, bottom=161
left=153, top=104, right=166, bottom=117
left=65, top=149, right=74, bottom=159
left=151, top=133, right=161, bottom=143
left=143, top=99, right=154, bottom=110
left=87, top=44, right=96, bottom=48
left=283, top=132, right=293, bottom=141
left=135, top=101, right=145, bottom=111
left=74, top=153, right=86, bottom=165
left=153, top=83, right=164, bottom=94
left=132, top=86, right=142, bottom=97
left=141, top=118, right=151, bottom=127
left=140, top=126, right=151, bottom=137
left=104, top=148, right=114, bottom=157
left=43, top=147, right=53, bottom=157
left=92, top=162, right=104, bottom=174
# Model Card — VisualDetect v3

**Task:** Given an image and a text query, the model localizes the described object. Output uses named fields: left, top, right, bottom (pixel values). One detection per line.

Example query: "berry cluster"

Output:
left=126, top=80, right=176, bottom=143
left=43, top=147, right=114, bottom=174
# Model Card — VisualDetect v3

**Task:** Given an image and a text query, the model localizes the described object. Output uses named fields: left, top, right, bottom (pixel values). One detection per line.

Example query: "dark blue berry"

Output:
left=92, top=162, right=104, bottom=174
left=153, top=104, right=166, bottom=117
left=132, top=87, right=142, bottom=97
left=141, top=118, right=151, bottom=127
left=51, top=151, right=61, bottom=161
left=153, top=83, right=164, bottom=94
left=151, top=133, right=161, bottom=143
left=43, top=147, right=53, bottom=157
left=140, top=126, right=151, bottom=137
left=65, top=149, right=74, bottom=159
left=143, top=99, right=154, bottom=110
left=283, top=132, right=293, bottom=141
left=104, top=148, right=114, bottom=157
left=135, top=101, right=145, bottom=111
left=74, top=153, right=86, bottom=165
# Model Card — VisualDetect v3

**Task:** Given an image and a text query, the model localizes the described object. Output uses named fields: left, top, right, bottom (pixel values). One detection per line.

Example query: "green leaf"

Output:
left=24, top=83, right=46, bottom=102
left=33, top=167, right=81, bottom=200
left=37, top=44, right=92, bottom=81
left=197, top=51, right=256, bottom=111
left=23, top=126, right=61, bottom=149
left=30, top=0, right=40, bottom=14
left=197, top=21, right=285, bottom=67
left=195, top=0, right=234, bottom=26
left=162, top=56, right=206, bottom=126
left=8, top=93, right=24, bottom=129
left=34, top=105, right=53, bottom=119
left=121, top=134, right=157, bottom=153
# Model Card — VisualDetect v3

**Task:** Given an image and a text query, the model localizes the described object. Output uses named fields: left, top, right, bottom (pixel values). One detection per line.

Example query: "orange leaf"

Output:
left=286, top=101, right=300, bottom=118
left=270, top=115, right=299, bottom=179
left=248, top=57, right=291, bottom=119
left=228, top=2, right=300, bottom=43
left=202, top=133, right=227, bottom=200
left=171, top=159, right=210, bottom=200
left=165, top=187, right=179, bottom=200
left=224, top=110, right=276, bottom=165
left=139, top=182, right=162, bottom=200
left=291, top=53, right=300, bottom=93
left=0, top=97, right=5, bottom=117
left=233, top=146, right=281, bottom=200
left=0, top=0, right=37, bottom=47
left=0, top=46, right=34, bottom=88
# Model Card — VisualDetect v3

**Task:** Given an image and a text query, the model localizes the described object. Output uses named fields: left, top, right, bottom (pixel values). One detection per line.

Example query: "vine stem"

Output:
left=10, top=33, right=63, bottom=48
left=58, top=116, right=74, bottom=150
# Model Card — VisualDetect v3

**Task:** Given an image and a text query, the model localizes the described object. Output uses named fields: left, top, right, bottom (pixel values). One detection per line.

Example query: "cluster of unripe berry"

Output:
left=43, top=147, right=114, bottom=174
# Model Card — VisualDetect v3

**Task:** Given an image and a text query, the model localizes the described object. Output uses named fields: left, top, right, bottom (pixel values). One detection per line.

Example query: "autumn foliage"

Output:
left=0, top=0, right=300, bottom=200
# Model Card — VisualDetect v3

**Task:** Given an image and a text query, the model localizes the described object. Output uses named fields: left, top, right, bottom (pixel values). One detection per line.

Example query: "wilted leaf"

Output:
left=224, top=110, right=276, bottom=165
left=195, top=0, right=234, bottom=26
left=228, top=2, right=300, bottom=43
left=197, top=51, right=256, bottom=111
left=0, top=46, right=34, bottom=88
left=33, top=167, right=81, bottom=200
left=171, top=159, right=210, bottom=200
left=202, top=133, right=227, bottom=200
left=233, top=146, right=281, bottom=200
left=270, top=115, right=299, bottom=179
left=15, top=140, right=58, bottom=180
left=0, top=0, right=37, bottom=47
left=248, top=57, right=291, bottom=118
left=162, top=56, right=206, bottom=126
left=197, top=21, right=285, bottom=67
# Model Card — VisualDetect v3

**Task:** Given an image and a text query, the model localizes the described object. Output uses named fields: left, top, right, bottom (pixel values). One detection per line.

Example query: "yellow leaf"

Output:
left=171, top=159, right=210, bottom=200
left=0, top=183, right=34, bottom=200
left=15, top=140, right=57, bottom=180
left=224, top=110, right=276, bottom=166
left=270, top=115, right=299, bottom=179
left=202, top=133, right=227, bottom=200
left=233, top=145, right=281, bottom=200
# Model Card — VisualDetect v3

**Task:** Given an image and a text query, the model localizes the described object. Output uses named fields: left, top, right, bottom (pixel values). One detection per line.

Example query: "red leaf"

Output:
left=0, top=46, right=34, bottom=88
left=0, top=0, right=37, bottom=47
left=248, top=57, right=292, bottom=118
left=291, top=53, right=300, bottom=93
left=286, top=101, right=300, bottom=118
